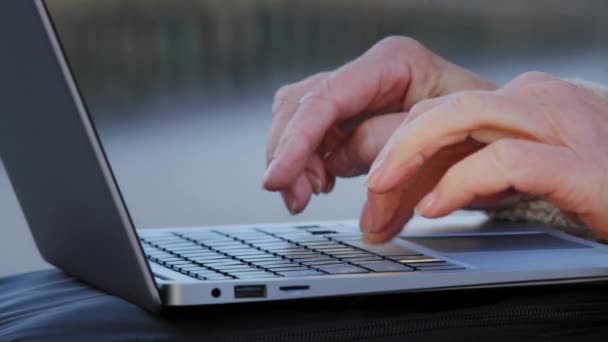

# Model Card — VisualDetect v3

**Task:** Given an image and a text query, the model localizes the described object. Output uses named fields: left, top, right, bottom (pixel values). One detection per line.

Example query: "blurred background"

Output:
left=1, top=0, right=607, bottom=276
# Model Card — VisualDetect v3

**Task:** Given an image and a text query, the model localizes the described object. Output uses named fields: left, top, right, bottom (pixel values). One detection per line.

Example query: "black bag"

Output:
left=1, top=269, right=608, bottom=341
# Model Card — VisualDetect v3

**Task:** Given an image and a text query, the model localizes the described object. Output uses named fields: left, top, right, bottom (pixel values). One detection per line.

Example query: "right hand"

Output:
left=263, top=36, right=498, bottom=215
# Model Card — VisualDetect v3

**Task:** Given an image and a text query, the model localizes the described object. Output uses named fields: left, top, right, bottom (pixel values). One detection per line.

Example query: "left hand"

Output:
left=363, top=72, right=608, bottom=243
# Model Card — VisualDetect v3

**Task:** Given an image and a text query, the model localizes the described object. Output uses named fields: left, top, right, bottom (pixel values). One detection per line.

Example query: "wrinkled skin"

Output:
left=365, top=72, right=608, bottom=242
left=263, top=36, right=608, bottom=243
left=263, top=36, right=498, bottom=214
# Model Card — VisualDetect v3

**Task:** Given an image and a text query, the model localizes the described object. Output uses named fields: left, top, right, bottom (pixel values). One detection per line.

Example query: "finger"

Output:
left=263, top=40, right=413, bottom=189
left=318, top=125, right=348, bottom=159
left=283, top=159, right=326, bottom=215
left=325, top=113, right=405, bottom=177
left=306, top=155, right=328, bottom=194
left=324, top=172, right=336, bottom=194
left=266, top=73, right=327, bottom=201
left=281, top=174, right=313, bottom=215
left=360, top=192, right=414, bottom=244
left=267, top=73, right=328, bottom=205
left=363, top=140, right=482, bottom=236
left=360, top=189, right=404, bottom=234
left=267, top=73, right=327, bottom=166
left=415, top=139, right=583, bottom=218
left=367, top=92, right=552, bottom=193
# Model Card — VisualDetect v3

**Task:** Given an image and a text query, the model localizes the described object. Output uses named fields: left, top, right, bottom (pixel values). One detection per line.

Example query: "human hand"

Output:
left=364, top=72, right=608, bottom=243
left=263, top=36, right=497, bottom=214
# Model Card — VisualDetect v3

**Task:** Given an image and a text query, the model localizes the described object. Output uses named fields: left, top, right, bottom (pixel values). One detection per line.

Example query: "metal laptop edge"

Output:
left=1, top=0, right=608, bottom=311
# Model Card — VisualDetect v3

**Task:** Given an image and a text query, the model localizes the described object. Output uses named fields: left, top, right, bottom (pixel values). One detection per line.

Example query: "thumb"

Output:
left=325, top=113, right=405, bottom=177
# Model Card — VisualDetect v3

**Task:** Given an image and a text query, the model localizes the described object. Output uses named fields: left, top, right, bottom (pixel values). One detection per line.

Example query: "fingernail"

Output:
left=416, top=191, right=438, bottom=216
left=263, top=159, right=276, bottom=183
left=312, top=176, right=323, bottom=195
left=324, top=178, right=335, bottom=193
left=365, top=159, right=384, bottom=188
left=289, top=198, right=299, bottom=215
left=281, top=192, right=297, bottom=215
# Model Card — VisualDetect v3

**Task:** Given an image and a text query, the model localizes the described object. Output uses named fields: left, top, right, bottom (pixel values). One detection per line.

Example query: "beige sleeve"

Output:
left=486, top=79, right=608, bottom=243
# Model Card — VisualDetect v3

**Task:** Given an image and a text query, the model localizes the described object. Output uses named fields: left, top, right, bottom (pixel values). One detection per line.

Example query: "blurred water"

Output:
left=1, top=0, right=607, bottom=276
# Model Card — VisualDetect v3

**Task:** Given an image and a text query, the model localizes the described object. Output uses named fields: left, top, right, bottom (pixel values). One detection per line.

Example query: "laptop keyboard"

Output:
left=140, top=225, right=464, bottom=281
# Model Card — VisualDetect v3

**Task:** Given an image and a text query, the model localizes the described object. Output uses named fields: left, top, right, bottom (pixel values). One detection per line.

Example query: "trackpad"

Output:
left=402, top=233, right=590, bottom=253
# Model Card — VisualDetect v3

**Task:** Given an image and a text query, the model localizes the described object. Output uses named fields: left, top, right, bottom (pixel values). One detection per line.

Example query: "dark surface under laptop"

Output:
left=3, top=269, right=608, bottom=341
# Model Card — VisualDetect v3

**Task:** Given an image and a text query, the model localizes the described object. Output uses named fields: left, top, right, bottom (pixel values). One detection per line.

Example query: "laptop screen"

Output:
left=42, top=1, right=608, bottom=230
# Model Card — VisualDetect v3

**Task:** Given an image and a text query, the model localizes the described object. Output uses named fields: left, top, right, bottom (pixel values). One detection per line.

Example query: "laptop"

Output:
left=2, top=1, right=608, bottom=312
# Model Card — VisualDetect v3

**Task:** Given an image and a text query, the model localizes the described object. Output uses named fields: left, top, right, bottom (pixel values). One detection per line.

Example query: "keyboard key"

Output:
left=200, top=261, right=246, bottom=267
left=303, top=260, right=345, bottom=266
left=329, top=251, right=370, bottom=257
left=273, top=247, right=309, bottom=252
left=339, top=256, right=383, bottom=262
left=213, top=246, right=256, bottom=252
left=238, top=255, right=282, bottom=262
left=391, top=256, right=444, bottom=264
left=277, top=270, right=324, bottom=277
left=164, top=260, right=191, bottom=266
left=225, top=250, right=268, bottom=257
left=200, top=240, right=242, bottom=246
left=218, top=266, right=260, bottom=272
left=357, top=261, right=415, bottom=273
left=267, top=265, right=310, bottom=272
left=316, top=264, right=370, bottom=275
left=180, top=266, right=211, bottom=272
left=179, top=252, right=225, bottom=259
left=252, top=260, right=298, bottom=267
left=187, top=256, right=230, bottom=262
left=307, top=230, right=337, bottom=235
left=312, top=246, right=351, bottom=251
left=157, top=257, right=183, bottom=262
left=291, top=256, right=334, bottom=263
left=338, top=240, right=422, bottom=257
left=280, top=252, right=318, bottom=259
left=252, top=241, right=295, bottom=247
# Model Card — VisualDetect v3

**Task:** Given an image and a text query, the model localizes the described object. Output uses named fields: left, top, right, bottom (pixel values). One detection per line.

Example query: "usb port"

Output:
left=234, top=285, right=266, bottom=299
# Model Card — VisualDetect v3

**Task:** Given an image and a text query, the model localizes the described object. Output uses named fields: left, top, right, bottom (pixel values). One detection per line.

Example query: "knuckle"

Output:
left=300, top=86, right=342, bottom=118
left=272, top=84, right=295, bottom=114
left=548, top=78, right=578, bottom=94
left=409, top=98, right=438, bottom=119
left=490, top=139, right=520, bottom=173
left=350, top=123, right=377, bottom=164
left=273, top=72, right=329, bottom=115
left=448, top=91, right=484, bottom=108
left=372, top=36, right=426, bottom=58
left=375, top=36, right=424, bottom=56
left=509, top=71, right=557, bottom=87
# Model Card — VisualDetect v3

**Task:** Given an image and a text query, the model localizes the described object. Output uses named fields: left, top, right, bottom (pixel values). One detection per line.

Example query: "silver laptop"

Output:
left=2, top=1, right=608, bottom=312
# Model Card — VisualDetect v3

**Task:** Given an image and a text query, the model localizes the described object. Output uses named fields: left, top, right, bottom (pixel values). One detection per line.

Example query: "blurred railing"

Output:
left=47, top=0, right=608, bottom=115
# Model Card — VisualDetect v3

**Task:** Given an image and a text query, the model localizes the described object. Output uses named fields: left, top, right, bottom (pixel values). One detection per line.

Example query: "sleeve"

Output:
left=485, top=79, right=608, bottom=243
